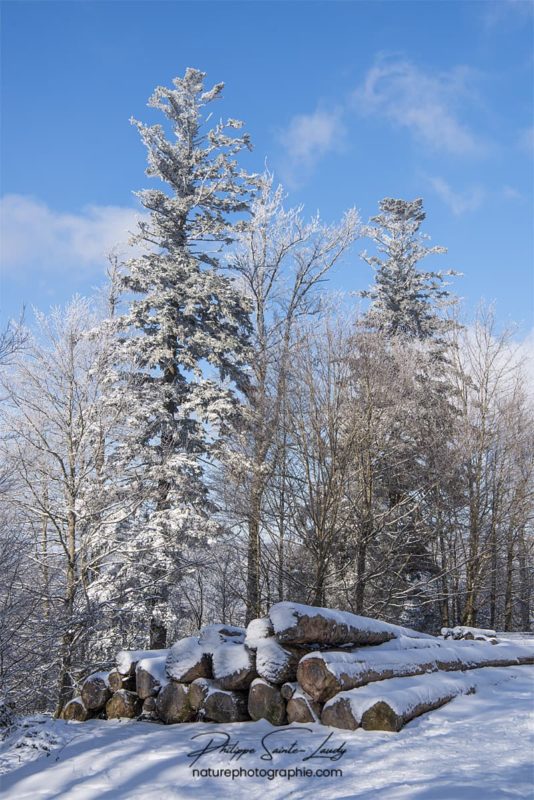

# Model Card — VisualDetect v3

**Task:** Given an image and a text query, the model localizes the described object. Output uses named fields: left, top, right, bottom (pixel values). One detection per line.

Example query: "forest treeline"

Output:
left=1, top=69, right=532, bottom=715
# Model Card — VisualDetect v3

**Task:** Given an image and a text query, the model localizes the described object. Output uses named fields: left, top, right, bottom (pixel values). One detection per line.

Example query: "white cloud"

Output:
left=429, top=177, right=485, bottom=215
left=353, top=57, right=485, bottom=156
left=0, top=194, right=144, bottom=275
left=277, top=107, right=346, bottom=185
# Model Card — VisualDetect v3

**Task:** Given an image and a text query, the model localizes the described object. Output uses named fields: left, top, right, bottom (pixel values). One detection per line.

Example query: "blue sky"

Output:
left=1, top=0, right=533, bottom=335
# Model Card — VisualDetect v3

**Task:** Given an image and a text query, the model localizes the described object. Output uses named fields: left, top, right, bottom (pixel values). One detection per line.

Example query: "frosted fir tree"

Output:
left=360, top=198, right=458, bottom=343
left=111, top=69, right=255, bottom=648
left=360, top=198, right=459, bottom=631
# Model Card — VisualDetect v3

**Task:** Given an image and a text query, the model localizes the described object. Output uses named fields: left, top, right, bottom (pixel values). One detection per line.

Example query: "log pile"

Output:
left=60, top=602, right=534, bottom=732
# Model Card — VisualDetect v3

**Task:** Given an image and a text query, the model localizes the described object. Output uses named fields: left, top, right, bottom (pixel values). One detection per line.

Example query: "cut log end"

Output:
left=106, top=690, right=142, bottom=720
left=360, top=701, right=402, bottom=732
left=320, top=697, right=358, bottom=730
left=248, top=681, right=287, bottom=726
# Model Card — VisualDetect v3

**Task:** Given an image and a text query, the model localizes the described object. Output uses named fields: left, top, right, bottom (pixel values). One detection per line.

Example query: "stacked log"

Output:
left=60, top=602, right=533, bottom=731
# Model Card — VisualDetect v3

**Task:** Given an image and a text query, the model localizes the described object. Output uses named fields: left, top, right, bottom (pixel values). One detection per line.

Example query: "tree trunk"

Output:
left=246, top=486, right=262, bottom=623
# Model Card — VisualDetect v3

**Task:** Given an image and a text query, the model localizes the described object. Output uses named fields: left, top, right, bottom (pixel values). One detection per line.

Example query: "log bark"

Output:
left=248, top=680, right=287, bottom=726
left=269, top=602, right=424, bottom=647
left=106, top=690, right=142, bottom=719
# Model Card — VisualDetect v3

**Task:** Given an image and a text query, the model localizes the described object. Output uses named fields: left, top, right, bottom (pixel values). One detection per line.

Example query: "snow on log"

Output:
left=155, top=682, right=194, bottom=724
left=61, top=697, right=91, bottom=722
left=255, top=638, right=309, bottom=684
left=198, top=624, right=245, bottom=649
left=106, top=690, right=142, bottom=719
left=321, top=672, right=478, bottom=731
left=281, top=682, right=298, bottom=701
left=244, top=617, right=274, bottom=649
left=286, top=689, right=322, bottom=724
left=247, top=679, right=287, bottom=726
left=298, top=640, right=534, bottom=702
left=116, top=649, right=168, bottom=677
left=201, top=687, right=250, bottom=723
left=80, top=672, right=111, bottom=711
left=269, top=602, right=434, bottom=647
left=165, top=637, right=211, bottom=683
left=136, top=655, right=168, bottom=699
left=212, top=643, right=257, bottom=690
left=442, top=626, right=497, bottom=641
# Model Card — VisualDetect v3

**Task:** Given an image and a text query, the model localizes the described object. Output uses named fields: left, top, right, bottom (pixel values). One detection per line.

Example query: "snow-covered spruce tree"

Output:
left=360, top=197, right=457, bottom=343
left=359, top=198, right=459, bottom=631
left=111, top=69, right=254, bottom=648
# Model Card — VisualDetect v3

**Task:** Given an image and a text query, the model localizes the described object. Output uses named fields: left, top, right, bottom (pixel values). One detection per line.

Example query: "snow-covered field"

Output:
left=1, top=666, right=533, bottom=799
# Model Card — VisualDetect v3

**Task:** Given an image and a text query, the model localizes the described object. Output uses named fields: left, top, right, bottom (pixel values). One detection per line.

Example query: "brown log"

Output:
left=269, top=602, right=413, bottom=647
left=188, top=678, right=218, bottom=712
left=255, top=639, right=311, bottom=685
left=108, top=669, right=133, bottom=693
left=141, top=697, right=158, bottom=719
left=81, top=673, right=111, bottom=711
left=156, top=682, right=194, bottom=724
left=280, top=682, right=298, bottom=701
left=165, top=638, right=212, bottom=683
left=201, top=688, right=250, bottom=723
left=286, top=692, right=322, bottom=724
left=136, top=663, right=166, bottom=700
left=360, top=695, right=458, bottom=732
left=248, top=680, right=287, bottom=726
left=320, top=697, right=357, bottom=730
left=61, top=698, right=91, bottom=722
left=106, top=690, right=142, bottom=719
left=321, top=672, right=479, bottom=732
left=212, top=644, right=257, bottom=691
left=297, top=643, right=530, bottom=702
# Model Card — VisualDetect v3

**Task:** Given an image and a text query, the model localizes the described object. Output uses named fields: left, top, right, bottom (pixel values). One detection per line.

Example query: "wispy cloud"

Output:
left=0, top=194, right=143, bottom=276
left=277, top=106, right=346, bottom=186
left=483, top=0, right=534, bottom=29
left=429, top=177, right=485, bottom=215
left=518, top=126, right=534, bottom=155
left=502, top=185, right=524, bottom=201
left=353, top=57, right=485, bottom=156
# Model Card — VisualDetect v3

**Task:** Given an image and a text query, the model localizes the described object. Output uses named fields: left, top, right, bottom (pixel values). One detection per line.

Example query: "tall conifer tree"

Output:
left=113, top=69, right=254, bottom=646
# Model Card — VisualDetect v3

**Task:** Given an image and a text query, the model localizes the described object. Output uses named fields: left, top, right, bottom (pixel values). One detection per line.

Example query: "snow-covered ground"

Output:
left=1, top=666, right=533, bottom=799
